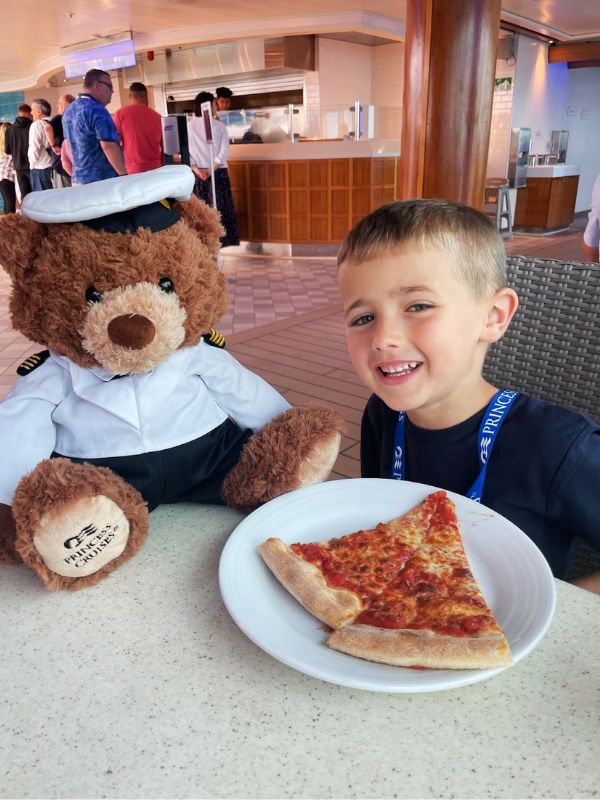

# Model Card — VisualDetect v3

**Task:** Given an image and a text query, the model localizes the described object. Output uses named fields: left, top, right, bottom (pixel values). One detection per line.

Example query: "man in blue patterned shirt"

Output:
left=62, top=69, right=126, bottom=185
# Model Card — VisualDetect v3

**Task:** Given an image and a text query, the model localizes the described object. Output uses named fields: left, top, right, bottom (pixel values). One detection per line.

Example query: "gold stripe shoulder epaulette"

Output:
left=202, top=328, right=226, bottom=349
left=17, top=349, right=51, bottom=376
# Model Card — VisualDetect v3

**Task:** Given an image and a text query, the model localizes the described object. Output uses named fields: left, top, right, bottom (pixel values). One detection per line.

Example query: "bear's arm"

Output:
left=194, top=344, right=291, bottom=431
left=0, top=359, right=67, bottom=505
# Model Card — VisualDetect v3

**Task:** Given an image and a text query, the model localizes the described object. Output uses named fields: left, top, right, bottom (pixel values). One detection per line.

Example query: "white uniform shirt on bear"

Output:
left=0, top=341, right=291, bottom=505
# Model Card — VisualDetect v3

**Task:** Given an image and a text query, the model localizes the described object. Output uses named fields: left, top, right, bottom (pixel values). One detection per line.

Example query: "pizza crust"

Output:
left=327, top=624, right=513, bottom=669
left=258, top=492, right=513, bottom=671
left=258, top=538, right=362, bottom=629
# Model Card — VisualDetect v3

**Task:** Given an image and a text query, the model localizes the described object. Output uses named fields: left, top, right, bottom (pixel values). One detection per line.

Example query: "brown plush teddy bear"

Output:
left=0, top=166, right=343, bottom=591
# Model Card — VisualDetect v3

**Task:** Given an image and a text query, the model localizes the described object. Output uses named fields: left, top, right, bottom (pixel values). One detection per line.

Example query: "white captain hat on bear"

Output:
left=21, top=165, right=196, bottom=224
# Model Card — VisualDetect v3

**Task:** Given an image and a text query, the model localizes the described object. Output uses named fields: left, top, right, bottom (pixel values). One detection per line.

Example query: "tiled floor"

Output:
left=218, top=253, right=341, bottom=334
left=0, top=213, right=594, bottom=482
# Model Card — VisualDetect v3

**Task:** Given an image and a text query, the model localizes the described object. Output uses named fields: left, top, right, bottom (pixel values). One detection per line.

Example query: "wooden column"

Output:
left=400, top=0, right=501, bottom=209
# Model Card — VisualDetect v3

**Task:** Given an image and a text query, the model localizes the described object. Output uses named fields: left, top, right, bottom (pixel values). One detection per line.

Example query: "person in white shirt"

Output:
left=0, top=122, right=16, bottom=213
left=582, top=172, right=600, bottom=262
left=187, top=91, right=240, bottom=247
left=27, top=99, right=54, bottom=191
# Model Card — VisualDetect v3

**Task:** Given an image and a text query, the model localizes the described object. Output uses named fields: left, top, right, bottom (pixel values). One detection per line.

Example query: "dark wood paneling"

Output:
left=288, top=161, right=309, bottom=187
left=290, top=189, right=309, bottom=215
left=268, top=163, right=287, bottom=187
left=515, top=176, right=579, bottom=231
left=548, top=42, right=600, bottom=63
left=249, top=162, right=268, bottom=188
left=269, top=216, right=289, bottom=241
left=269, top=190, right=287, bottom=215
left=229, top=156, right=399, bottom=243
left=331, top=189, right=350, bottom=215
left=331, top=160, right=351, bottom=186
left=514, top=179, right=552, bottom=228
left=547, top=176, right=579, bottom=229
left=254, top=191, right=268, bottom=213
left=310, top=217, right=329, bottom=241
left=331, top=217, right=352, bottom=241
left=310, top=160, right=328, bottom=184
left=352, top=159, right=372, bottom=187
left=309, top=190, right=328, bottom=215
left=290, top=217, right=309, bottom=241
left=352, top=188, right=372, bottom=215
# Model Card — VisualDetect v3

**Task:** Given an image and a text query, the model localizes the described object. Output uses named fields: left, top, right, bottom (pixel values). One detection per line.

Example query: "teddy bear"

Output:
left=0, top=165, right=343, bottom=591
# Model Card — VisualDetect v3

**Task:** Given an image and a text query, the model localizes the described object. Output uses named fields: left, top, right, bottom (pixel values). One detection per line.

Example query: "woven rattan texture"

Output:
left=483, top=255, right=599, bottom=579
left=483, top=255, right=599, bottom=422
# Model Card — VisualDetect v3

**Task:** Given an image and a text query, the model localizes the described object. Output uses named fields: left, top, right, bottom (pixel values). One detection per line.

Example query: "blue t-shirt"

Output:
left=360, top=393, right=600, bottom=579
left=62, top=94, right=121, bottom=184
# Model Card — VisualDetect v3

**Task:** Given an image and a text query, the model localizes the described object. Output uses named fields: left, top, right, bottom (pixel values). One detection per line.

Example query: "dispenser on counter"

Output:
left=508, top=127, right=531, bottom=188
left=550, top=130, right=569, bottom=163
left=348, top=102, right=375, bottom=140
left=161, top=115, right=190, bottom=166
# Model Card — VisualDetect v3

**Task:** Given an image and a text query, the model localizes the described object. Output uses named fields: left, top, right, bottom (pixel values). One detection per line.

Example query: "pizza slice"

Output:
left=259, top=490, right=512, bottom=670
left=327, top=493, right=512, bottom=669
left=258, top=490, right=445, bottom=629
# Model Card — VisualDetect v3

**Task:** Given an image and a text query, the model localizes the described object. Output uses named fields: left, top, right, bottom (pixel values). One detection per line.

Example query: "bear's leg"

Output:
left=11, top=458, right=149, bottom=591
left=0, top=503, right=20, bottom=564
left=221, top=403, right=344, bottom=512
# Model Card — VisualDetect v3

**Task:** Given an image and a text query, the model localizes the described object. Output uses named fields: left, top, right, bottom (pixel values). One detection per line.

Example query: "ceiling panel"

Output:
left=501, top=0, right=600, bottom=40
left=1, top=0, right=598, bottom=91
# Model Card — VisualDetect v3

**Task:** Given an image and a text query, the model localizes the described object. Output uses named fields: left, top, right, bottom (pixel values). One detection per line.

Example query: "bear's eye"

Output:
left=85, top=286, right=103, bottom=303
left=159, top=277, right=174, bottom=293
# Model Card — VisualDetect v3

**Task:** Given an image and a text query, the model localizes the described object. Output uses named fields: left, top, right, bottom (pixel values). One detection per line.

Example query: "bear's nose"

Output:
left=107, top=314, right=156, bottom=349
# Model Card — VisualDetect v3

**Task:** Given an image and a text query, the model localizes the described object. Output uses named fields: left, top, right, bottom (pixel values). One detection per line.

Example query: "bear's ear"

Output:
left=0, top=215, right=46, bottom=280
left=175, top=195, right=224, bottom=255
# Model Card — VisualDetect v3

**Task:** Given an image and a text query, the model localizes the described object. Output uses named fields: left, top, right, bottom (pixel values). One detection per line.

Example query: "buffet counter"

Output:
left=227, top=138, right=401, bottom=243
left=515, top=164, right=580, bottom=232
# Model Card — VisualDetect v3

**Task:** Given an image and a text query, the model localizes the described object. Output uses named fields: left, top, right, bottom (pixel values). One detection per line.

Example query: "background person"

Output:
left=48, top=94, right=76, bottom=187
left=0, top=122, right=16, bottom=213
left=215, top=86, right=233, bottom=113
left=582, top=172, right=600, bottom=262
left=28, top=99, right=54, bottom=191
left=60, top=138, right=73, bottom=178
left=187, top=91, right=240, bottom=248
left=5, top=104, right=32, bottom=200
left=62, top=69, right=126, bottom=185
left=113, top=82, right=163, bottom=174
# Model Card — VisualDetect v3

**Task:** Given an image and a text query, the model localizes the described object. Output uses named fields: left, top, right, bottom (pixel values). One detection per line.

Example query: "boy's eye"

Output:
left=407, top=303, right=432, bottom=312
left=350, top=313, right=374, bottom=327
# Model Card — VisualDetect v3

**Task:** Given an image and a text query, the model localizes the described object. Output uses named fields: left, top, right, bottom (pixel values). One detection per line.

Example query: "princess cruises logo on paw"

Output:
left=62, top=521, right=119, bottom=568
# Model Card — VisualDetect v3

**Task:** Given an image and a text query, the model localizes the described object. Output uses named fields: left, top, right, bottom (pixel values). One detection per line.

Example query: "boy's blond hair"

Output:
left=337, top=199, right=507, bottom=298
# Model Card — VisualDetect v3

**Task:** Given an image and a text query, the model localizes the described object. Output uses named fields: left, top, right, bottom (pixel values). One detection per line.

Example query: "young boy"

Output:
left=337, top=199, right=600, bottom=594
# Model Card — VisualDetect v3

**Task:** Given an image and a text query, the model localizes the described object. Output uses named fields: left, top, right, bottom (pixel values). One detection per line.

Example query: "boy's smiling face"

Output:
left=339, top=246, right=515, bottom=430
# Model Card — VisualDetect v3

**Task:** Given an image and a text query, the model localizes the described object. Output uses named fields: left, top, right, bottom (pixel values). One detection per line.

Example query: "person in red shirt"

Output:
left=113, top=82, right=163, bottom=174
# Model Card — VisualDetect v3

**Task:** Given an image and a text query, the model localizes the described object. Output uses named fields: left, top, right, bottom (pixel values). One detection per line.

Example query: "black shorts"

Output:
left=53, top=419, right=252, bottom=511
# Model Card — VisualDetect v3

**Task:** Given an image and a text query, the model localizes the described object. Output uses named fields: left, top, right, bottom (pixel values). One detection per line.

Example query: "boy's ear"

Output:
left=480, top=287, right=519, bottom=344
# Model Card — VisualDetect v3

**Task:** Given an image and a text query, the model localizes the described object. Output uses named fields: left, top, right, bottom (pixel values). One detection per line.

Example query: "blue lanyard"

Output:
left=390, top=390, right=519, bottom=503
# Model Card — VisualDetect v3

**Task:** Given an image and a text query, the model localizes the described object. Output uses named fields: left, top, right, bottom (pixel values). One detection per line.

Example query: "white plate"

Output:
left=219, top=479, right=556, bottom=693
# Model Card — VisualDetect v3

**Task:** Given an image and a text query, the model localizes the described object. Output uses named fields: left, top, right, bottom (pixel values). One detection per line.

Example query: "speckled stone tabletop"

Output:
left=1, top=503, right=599, bottom=799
